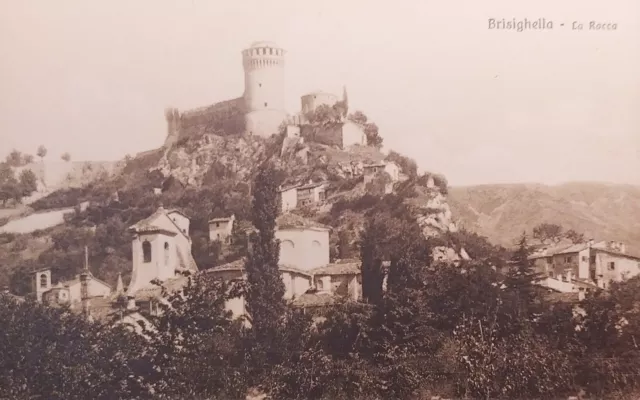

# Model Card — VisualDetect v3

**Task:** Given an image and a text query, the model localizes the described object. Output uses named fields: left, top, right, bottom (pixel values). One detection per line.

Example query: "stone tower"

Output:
left=242, top=41, right=287, bottom=137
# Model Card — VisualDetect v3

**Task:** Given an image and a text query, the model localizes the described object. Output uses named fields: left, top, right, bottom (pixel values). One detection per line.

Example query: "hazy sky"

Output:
left=1, top=0, right=639, bottom=186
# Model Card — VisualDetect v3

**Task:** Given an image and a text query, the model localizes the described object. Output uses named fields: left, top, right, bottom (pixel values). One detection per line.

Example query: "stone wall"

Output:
left=301, top=123, right=344, bottom=148
left=164, top=97, right=246, bottom=147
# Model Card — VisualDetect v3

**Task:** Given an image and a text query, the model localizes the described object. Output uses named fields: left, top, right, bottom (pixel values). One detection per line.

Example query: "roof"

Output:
left=301, top=91, right=338, bottom=98
left=128, top=206, right=189, bottom=240
left=207, top=258, right=313, bottom=278
left=53, top=274, right=113, bottom=291
left=545, top=291, right=581, bottom=304
left=209, top=215, right=235, bottom=223
left=133, top=274, right=191, bottom=302
left=276, top=213, right=331, bottom=231
left=296, top=181, right=327, bottom=191
left=529, top=240, right=640, bottom=260
left=291, top=292, right=336, bottom=308
left=310, top=261, right=360, bottom=276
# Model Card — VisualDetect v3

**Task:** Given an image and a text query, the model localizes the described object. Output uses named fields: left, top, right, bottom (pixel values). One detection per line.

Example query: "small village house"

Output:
left=208, top=214, right=235, bottom=243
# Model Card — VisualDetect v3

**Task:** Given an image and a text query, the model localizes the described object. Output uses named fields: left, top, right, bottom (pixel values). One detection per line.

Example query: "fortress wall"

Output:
left=166, top=97, right=246, bottom=145
left=300, top=123, right=344, bottom=148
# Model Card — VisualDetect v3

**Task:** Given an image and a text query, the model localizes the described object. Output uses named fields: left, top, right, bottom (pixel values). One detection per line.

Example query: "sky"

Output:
left=1, top=0, right=639, bottom=186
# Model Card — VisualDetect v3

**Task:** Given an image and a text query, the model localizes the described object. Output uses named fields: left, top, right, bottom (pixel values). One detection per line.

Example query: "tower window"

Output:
left=142, top=241, right=152, bottom=263
left=164, top=242, right=169, bottom=266
left=40, top=274, right=48, bottom=288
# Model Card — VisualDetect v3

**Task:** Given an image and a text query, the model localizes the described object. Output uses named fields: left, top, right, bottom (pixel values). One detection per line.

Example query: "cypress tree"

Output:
left=244, top=163, right=285, bottom=339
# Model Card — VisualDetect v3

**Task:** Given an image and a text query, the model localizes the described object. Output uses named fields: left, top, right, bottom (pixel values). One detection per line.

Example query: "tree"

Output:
left=36, top=145, right=47, bottom=161
left=144, top=274, right=247, bottom=399
left=21, top=154, right=34, bottom=164
left=5, top=149, right=23, bottom=167
left=501, top=232, right=544, bottom=336
left=61, top=152, right=71, bottom=162
left=0, top=296, right=152, bottom=399
left=364, top=122, right=383, bottom=148
left=565, top=229, right=585, bottom=244
left=18, top=169, right=37, bottom=196
left=348, top=111, right=368, bottom=126
left=244, top=163, right=286, bottom=339
left=385, top=150, right=418, bottom=178
left=532, top=222, right=563, bottom=244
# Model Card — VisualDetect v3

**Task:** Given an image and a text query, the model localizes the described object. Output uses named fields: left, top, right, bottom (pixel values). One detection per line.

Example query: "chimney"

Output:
left=587, top=239, right=595, bottom=247
left=619, top=242, right=626, bottom=253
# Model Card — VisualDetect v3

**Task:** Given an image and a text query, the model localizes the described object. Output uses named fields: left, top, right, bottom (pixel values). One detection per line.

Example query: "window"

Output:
left=608, top=262, right=615, bottom=271
left=269, top=48, right=273, bottom=55
left=565, top=256, right=572, bottom=263
left=40, top=274, right=48, bottom=288
left=264, top=102, right=268, bottom=107
left=216, top=222, right=220, bottom=228
left=142, top=241, right=152, bottom=263
left=259, top=83, right=262, bottom=88
left=164, top=242, right=169, bottom=266
left=581, top=256, right=587, bottom=262
left=317, top=279, right=324, bottom=290
left=590, top=255, right=596, bottom=264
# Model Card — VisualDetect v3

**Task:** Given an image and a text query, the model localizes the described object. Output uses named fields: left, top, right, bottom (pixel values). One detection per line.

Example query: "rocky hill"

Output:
left=0, top=127, right=463, bottom=294
left=448, top=182, right=640, bottom=247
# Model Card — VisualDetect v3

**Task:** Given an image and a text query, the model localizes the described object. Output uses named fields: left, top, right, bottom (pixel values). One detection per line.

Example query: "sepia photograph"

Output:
left=0, top=0, right=639, bottom=399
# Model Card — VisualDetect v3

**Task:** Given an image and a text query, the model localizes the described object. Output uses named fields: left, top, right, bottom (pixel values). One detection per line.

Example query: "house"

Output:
left=278, top=181, right=328, bottom=213
left=295, top=181, right=328, bottom=208
left=278, top=184, right=299, bottom=213
left=34, top=268, right=112, bottom=304
left=530, top=240, right=640, bottom=291
left=208, top=214, right=235, bottom=243
left=126, top=206, right=198, bottom=295
left=363, top=161, right=400, bottom=185
left=309, top=260, right=361, bottom=301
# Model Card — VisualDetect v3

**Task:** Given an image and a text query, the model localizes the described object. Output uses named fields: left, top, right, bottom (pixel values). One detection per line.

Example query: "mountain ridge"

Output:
left=448, top=181, right=640, bottom=248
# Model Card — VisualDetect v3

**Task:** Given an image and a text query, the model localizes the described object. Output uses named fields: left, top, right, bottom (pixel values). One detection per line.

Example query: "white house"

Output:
left=126, top=206, right=198, bottom=295
left=363, top=161, right=400, bottom=184
left=279, top=184, right=299, bottom=213
left=278, top=181, right=328, bottom=213
left=34, top=268, right=112, bottom=304
left=208, top=215, right=235, bottom=243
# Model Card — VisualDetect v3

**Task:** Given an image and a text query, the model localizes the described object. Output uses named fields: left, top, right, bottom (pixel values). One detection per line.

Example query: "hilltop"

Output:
left=0, top=114, right=465, bottom=294
left=448, top=182, right=640, bottom=247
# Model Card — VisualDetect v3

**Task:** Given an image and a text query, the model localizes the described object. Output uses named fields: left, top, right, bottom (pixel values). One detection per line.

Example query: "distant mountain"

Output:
left=448, top=182, right=640, bottom=248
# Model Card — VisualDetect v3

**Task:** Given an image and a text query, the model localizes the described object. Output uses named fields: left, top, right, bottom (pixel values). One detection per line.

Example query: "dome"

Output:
left=249, top=41, right=280, bottom=49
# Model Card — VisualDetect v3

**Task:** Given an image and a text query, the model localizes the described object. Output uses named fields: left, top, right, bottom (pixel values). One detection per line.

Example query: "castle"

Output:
left=163, top=41, right=365, bottom=148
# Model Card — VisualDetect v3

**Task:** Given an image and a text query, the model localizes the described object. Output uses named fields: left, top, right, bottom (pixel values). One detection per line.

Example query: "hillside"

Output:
left=0, top=125, right=462, bottom=294
left=448, top=182, right=640, bottom=247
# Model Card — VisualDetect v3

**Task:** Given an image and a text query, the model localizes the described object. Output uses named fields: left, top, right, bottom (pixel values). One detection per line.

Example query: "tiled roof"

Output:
left=291, top=292, right=336, bottom=308
left=529, top=240, right=640, bottom=260
left=310, top=261, right=360, bottom=276
left=207, top=258, right=313, bottom=277
left=209, top=216, right=234, bottom=223
left=133, top=274, right=191, bottom=302
left=276, top=213, right=331, bottom=231
left=296, top=181, right=327, bottom=191
left=128, top=207, right=188, bottom=240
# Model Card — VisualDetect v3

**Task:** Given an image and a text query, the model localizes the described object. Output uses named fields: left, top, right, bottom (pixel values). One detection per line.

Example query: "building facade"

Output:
left=208, top=215, right=235, bottom=243
left=127, top=207, right=198, bottom=295
left=530, top=240, right=640, bottom=291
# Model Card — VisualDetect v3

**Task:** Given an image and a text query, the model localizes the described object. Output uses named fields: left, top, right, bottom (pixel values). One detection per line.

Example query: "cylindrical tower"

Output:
left=242, top=41, right=287, bottom=137
left=301, top=91, right=339, bottom=115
